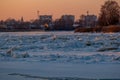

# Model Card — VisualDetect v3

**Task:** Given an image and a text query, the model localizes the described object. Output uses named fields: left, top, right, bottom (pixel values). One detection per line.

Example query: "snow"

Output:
left=0, top=62, right=120, bottom=80
left=0, top=31, right=120, bottom=80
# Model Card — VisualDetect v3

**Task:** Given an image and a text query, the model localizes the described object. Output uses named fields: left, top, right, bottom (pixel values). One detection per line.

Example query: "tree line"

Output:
left=98, top=0, right=120, bottom=26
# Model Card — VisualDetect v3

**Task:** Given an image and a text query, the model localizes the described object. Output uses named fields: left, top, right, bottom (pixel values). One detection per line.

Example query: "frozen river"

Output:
left=0, top=31, right=120, bottom=80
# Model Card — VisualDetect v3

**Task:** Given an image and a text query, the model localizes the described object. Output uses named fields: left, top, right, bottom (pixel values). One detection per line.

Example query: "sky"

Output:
left=0, top=0, right=120, bottom=21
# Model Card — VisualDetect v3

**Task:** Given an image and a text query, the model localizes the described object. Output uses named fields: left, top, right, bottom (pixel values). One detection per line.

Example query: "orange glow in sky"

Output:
left=0, top=0, right=120, bottom=21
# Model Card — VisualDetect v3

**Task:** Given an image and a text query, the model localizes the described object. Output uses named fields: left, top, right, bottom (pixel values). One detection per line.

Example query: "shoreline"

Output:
left=0, top=29, right=75, bottom=32
left=0, top=29, right=45, bottom=32
left=75, top=25, right=120, bottom=33
left=1, top=25, right=120, bottom=33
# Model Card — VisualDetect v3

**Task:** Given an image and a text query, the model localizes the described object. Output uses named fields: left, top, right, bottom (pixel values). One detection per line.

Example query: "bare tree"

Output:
left=98, top=0, right=120, bottom=26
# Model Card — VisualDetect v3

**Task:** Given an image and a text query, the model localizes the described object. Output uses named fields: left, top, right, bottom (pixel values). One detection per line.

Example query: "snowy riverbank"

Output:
left=0, top=31, right=120, bottom=80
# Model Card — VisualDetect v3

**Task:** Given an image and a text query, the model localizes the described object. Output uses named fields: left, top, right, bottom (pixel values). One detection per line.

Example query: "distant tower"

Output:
left=21, top=17, right=24, bottom=22
left=87, top=11, right=89, bottom=16
left=37, top=10, right=39, bottom=18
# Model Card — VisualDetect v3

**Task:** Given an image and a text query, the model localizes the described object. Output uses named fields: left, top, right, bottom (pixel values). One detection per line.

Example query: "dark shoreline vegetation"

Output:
left=75, top=25, right=120, bottom=33
left=0, top=29, right=45, bottom=32
left=0, top=25, right=120, bottom=33
left=0, top=29, right=74, bottom=32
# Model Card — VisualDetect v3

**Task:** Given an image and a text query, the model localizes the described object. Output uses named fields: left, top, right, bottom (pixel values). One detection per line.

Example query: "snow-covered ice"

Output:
left=0, top=31, right=120, bottom=80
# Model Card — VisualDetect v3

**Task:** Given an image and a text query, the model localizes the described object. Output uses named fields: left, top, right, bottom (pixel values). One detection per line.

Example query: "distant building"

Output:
left=61, top=15, right=75, bottom=22
left=0, top=25, right=7, bottom=30
left=79, top=13, right=97, bottom=27
left=39, top=15, right=52, bottom=24
left=54, top=15, right=75, bottom=30
left=61, top=15, right=75, bottom=30
left=5, top=18, right=18, bottom=30
left=39, top=15, right=53, bottom=30
left=29, top=19, right=41, bottom=29
left=21, top=17, right=24, bottom=23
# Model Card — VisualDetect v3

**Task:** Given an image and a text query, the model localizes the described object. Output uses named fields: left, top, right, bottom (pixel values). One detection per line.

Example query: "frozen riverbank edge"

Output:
left=0, top=62, right=120, bottom=80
